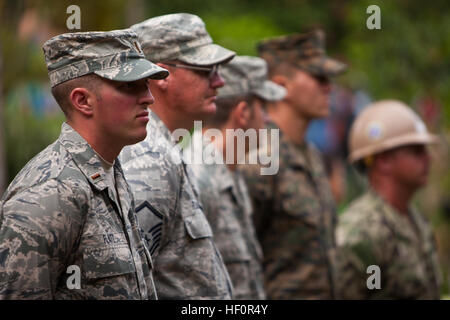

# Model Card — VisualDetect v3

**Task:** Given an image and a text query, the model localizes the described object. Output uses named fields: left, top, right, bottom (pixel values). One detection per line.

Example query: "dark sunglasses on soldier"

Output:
left=163, top=62, right=220, bottom=79
left=312, top=74, right=330, bottom=85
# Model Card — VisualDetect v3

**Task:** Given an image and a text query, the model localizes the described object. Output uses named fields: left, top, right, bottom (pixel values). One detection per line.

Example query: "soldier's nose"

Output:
left=210, top=72, right=225, bottom=89
left=141, top=85, right=155, bottom=106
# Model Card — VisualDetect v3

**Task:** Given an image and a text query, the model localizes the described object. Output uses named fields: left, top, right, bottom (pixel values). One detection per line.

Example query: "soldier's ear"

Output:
left=233, top=100, right=251, bottom=128
left=270, top=75, right=288, bottom=89
left=70, top=87, right=95, bottom=116
left=374, top=152, right=394, bottom=174
left=152, top=63, right=170, bottom=91
left=152, top=78, right=169, bottom=91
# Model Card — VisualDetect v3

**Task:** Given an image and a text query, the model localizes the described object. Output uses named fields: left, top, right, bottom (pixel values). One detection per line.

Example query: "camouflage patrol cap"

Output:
left=131, top=13, right=235, bottom=66
left=218, top=55, right=286, bottom=101
left=43, top=29, right=169, bottom=87
left=258, top=29, right=347, bottom=77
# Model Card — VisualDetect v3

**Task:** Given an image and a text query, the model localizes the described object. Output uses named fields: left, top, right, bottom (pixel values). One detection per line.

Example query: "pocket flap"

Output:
left=184, top=209, right=213, bottom=239
left=83, top=245, right=135, bottom=279
left=219, top=238, right=251, bottom=263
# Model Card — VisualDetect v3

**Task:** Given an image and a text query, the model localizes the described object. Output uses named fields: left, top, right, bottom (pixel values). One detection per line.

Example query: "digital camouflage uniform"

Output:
left=43, top=30, right=168, bottom=88
left=216, top=55, right=286, bottom=101
left=119, top=13, right=236, bottom=299
left=190, top=157, right=266, bottom=300
left=120, top=111, right=233, bottom=300
left=258, top=30, right=347, bottom=78
left=0, top=30, right=168, bottom=300
left=338, top=100, right=442, bottom=300
left=130, top=13, right=235, bottom=67
left=240, top=122, right=338, bottom=299
left=239, top=30, right=347, bottom=299
left=188, top=56, right=285, bottom=299
left=336, top=190, right=442, bottom=299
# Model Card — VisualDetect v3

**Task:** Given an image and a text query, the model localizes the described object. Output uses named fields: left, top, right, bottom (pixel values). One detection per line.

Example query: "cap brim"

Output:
left=301, top=56, right=347, bottom=77
left=348, top=133, right=439, bottom=163
left=253, top=80, right=286, bottom=101
left=177, top=43, right=236, bottom=66
left=322, top=57, right=348, bottom=76
left=94, top=57, right=169, bottom=82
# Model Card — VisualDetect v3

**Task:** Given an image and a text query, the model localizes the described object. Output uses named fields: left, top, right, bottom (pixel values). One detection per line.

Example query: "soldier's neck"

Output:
left=151, top=104, right=195, bottom=133
left=268, top=102, right=309, bottom=146
left=68, top=120, right=121, bottom=163
left=203, top=126, right=237, bottom=171
left=370, top=177, right=415, bottom=215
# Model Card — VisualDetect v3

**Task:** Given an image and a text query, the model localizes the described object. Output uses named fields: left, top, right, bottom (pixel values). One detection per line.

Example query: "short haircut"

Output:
left=205, top=94, right=256, bottom=128
left=51, top=74, right=102, bottom=118
left=265, top=60, right=296, bottom=78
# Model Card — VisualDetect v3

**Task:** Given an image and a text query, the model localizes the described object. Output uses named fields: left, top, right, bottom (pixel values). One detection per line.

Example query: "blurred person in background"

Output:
left=337, top=100, right=442, bottom=299
left=189, top=55, right=286, bottom=299
left=119, top=13, right=235, bottom=299
left=239, top=29, right=347, bottom=299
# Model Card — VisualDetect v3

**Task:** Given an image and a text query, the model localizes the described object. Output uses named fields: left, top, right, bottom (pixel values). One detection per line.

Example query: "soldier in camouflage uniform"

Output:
left=239, top=30, right=347, bottom=299
left=189, top=56, right=286, bottom=299
left=119, top=13, right=235, bottom=299
left=337, top=100, right=442, bottom=299
left=0, top=30, right=169, bottom=299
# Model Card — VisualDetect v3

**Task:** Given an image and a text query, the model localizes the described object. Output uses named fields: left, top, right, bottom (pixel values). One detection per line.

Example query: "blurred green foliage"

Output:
left=1, top=0, right=449, bottom=126
left=2, top=0, right=447, bottom=201
left=4, top=96, right=64, bottom=182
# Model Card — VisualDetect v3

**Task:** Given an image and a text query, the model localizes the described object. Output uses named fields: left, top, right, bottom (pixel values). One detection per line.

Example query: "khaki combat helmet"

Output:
left=348, top=100, right=437, bottom=165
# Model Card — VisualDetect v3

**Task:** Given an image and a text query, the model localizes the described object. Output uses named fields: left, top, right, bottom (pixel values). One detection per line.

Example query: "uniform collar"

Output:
left=266, top=119, right=312, bottom=169
left=213, top=161, right=235, bottom=193
left=59, top=122, right=114, bottom=192
left=204, top=161, right=248, bottom=211
left=367, top=189, right=425, bottom=242
left=147, top=110, right=175, bottom=144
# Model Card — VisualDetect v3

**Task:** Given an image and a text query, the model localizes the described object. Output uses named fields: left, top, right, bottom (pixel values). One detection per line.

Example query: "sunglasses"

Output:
left=312, top=74, right=330, bottom=85
left=163, top=63, right=220, bottom=79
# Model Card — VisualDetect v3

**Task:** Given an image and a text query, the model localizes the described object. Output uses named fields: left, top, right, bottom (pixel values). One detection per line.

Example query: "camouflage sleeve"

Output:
left=0, top=179, right=87, bottom=299
left=190, top=170, right=216, bottom=226
left=198, top=187, right=225, bottom=238
left=336, top=225, right=391, bottom=299
left=239, top=163, right=275, bottom=236
left=120, top=144, right=183, bottom=257
left=336, top=236, right=375, bottom=299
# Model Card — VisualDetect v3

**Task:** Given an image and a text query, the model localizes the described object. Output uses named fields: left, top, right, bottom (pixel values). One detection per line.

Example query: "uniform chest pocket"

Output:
left=211, top=213, right=252, bottom=263
left=278, top=169, right=323, bottom=227
left=219, top=237, right=251, bottom=263
left=82, top=234, right=136, bottom=280
left=184, top=208, right=213, bottom=240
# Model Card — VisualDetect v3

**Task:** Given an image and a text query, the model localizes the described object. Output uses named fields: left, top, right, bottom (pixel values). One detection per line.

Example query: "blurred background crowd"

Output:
left=0, top=0, right=449, bottom=296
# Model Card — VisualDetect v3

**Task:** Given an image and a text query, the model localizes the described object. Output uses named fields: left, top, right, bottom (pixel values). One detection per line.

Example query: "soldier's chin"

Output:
left=310, top=106, right=329, bottom=119
left=129, top=130, right=148, bottom=145
left=419, top=173, right=429, bottom=186
left=203, top=102, right=217, bottom=115
left=320, top=108, right=330, bottom=118
left=409, top=175, right=428, bottom=190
